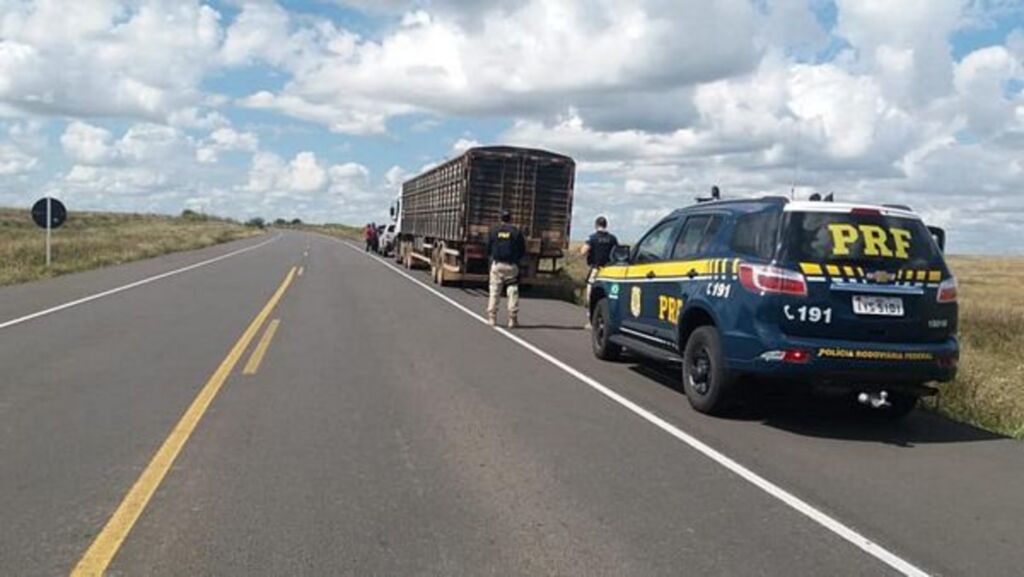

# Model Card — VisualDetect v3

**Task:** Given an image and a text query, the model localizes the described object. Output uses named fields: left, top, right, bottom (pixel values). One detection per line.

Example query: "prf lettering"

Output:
left=658, top=295, right=683, bottom=324
left=497, top=231, right=511, bottom=239
left=828, top=224, right=912, bottom=259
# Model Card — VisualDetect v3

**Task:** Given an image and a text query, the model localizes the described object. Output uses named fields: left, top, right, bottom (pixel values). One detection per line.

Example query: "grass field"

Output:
left=928, top=257, right=1024, bottom=438
left=0, top=208, right=262, bottom=286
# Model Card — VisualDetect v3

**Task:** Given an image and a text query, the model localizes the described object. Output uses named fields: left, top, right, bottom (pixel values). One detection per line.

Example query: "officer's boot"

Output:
left=507, top=315, right=518, bottom=329
left=487, top=314, right=497, bottom=326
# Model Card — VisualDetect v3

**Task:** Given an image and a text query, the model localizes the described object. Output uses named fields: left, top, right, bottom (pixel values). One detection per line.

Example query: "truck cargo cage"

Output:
left=396, top=146, right=576, bottom=286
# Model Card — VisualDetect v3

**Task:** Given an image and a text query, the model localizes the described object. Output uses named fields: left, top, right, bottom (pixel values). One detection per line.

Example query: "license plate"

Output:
left=852, top=295, right=904, bottom=317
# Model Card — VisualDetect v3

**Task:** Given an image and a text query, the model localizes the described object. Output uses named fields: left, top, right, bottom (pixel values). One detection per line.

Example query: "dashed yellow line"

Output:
left=243, top=319, right=281, bottom=375
left=70, top=266, right=296, bottom=577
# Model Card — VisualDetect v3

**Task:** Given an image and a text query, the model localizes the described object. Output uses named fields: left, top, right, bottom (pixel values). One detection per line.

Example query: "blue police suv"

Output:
left=588, top=195, right=958, bottom=418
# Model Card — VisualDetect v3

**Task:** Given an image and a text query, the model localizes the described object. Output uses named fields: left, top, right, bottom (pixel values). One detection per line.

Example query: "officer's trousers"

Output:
left=487, top=262, right=519, bottom=318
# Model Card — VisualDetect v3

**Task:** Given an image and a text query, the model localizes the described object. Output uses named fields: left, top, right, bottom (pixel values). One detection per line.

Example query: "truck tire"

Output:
left=682, top=326, right=735, bottom=415
left=591, top=299, right=622, bottom=361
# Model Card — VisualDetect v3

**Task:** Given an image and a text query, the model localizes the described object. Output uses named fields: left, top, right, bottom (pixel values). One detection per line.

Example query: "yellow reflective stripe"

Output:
left=595, top=265, right=629, bottom=280
left=732, top=258, right=740, bottom=275
left=800, top=262, right=823, bottom=276
left=843, top=266, right=856, bottom=278
left=916, top=270, right=927, bottom=281
left=617, top=259, right=715, bottom=279
left=826, top=264, right=841, bottom=277
left=857, top=267, right=865, bottom=278
left=928, top=270, right=941, bottom=282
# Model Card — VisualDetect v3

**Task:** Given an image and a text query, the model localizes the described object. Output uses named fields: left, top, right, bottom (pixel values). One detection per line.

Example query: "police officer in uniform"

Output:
left=581, top=215, right=618, bottom=329
left=486, top=210, right=526, bottom=328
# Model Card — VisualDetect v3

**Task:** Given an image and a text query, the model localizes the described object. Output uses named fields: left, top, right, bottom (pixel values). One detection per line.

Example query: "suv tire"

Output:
left=682, top=326, right=734, bottom=415
left=591, top=299, right=621, bottom=361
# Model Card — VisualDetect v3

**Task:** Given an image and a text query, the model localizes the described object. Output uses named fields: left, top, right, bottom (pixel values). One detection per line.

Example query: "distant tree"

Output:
left=246, top=217, right=266, bottom=229
left=181, top=208, right=207, bottom=221
left=274, top=218, right=288, bottom=226
left=290, top=218, right=303, bottom=225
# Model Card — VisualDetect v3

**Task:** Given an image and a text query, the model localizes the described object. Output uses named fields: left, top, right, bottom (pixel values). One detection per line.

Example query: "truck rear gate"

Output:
left=399, top=146, right=575, bottom=285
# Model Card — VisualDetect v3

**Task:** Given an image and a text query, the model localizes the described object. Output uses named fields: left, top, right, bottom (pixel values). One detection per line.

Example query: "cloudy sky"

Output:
left=0, top=0, right=1022, bottom=252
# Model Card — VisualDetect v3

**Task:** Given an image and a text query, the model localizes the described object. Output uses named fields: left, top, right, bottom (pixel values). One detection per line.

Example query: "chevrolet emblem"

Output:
left=866, top=270, right=895, bottom=283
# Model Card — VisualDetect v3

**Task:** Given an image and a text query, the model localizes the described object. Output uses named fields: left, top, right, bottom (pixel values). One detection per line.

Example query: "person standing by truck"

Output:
left=581, top=216, right=618, bottom=329
left=486, top=210, right=526, bottom=328
left=364, top=223, right=379, bottom=253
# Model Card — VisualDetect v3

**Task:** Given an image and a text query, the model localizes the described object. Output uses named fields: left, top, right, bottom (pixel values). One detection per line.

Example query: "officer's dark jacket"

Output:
left=487, top=223, right=526, bottom=264
left=586, top=230, right=619, bottom=267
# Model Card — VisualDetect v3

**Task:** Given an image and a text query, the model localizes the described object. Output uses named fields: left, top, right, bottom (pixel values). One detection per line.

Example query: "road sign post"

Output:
left=31, top=197, right=67, bottom=267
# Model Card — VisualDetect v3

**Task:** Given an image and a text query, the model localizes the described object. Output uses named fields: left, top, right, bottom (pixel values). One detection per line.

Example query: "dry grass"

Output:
left=0, top=208, right=262, bottom=286
left=924, top=256, right=1024, bottom=438
left=289, top=222, right=364, bottom=242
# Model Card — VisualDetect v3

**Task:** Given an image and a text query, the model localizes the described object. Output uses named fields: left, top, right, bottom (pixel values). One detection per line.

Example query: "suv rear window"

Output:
left=730, top=210, right=779, bottom=259
left=781, top=211, right=940, bottom=265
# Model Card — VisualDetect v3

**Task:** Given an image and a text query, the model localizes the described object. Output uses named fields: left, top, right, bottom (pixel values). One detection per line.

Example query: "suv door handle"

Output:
left=687, top=269, right=697, bottom=279
left=646, top=271, right=656, bottom=279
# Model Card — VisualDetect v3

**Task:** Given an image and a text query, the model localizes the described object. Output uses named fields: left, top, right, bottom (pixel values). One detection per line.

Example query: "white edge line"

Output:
left=334, top=237, right=930, bottom=577
left=0, top=235, right=279, bottom=331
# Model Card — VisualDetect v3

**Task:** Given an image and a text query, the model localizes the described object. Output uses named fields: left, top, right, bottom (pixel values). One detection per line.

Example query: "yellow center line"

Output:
left=242, top=319, right=281, bottom=375
left=70, top=266, right=297, bottom=577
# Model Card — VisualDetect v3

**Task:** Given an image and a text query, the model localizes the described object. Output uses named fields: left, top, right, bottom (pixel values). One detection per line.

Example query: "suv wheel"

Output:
left=591, top=299, right=621, bottom=361
left=682, top=326, right=734, bottom=415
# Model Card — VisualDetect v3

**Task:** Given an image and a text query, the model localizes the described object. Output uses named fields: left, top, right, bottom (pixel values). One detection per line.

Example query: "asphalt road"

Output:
left=2, top=230, right=1022, bottom=576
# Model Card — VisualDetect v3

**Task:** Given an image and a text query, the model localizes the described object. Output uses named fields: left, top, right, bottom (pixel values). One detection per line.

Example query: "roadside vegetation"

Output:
left=0, top=208, right=262, bottom=286
left=284, top=222, right=364, bottom=242
left=926, top=257, right=1024, bottom=438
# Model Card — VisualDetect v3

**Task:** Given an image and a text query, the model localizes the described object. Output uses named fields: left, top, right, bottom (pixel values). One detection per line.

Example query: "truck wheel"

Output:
left=591, top=299, right=622, bottom=361
left=682, top=326, right=734, bottom=415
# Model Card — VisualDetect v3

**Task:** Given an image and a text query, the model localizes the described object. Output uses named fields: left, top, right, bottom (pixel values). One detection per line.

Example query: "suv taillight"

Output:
left=739, top=264, right=808, bottom=297
left=937, top=277, right=957, bottom=303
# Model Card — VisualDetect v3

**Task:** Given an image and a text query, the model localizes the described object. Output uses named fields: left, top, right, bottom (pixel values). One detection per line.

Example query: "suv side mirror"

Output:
left=928, top=226, right=946, bottom=253
left=389, top=206, right=395, bottom=218
left=610, top=245, right=631, bottom=264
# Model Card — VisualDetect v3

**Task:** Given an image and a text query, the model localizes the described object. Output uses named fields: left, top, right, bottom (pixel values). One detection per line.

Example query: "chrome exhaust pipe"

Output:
left=857, top=390, right=891, bottom=409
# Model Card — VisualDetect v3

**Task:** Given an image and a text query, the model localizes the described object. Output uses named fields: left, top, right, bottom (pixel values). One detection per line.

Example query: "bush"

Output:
left=180, top=209, right=208, bottom=221
left=246, top=217, right=266, bottom=229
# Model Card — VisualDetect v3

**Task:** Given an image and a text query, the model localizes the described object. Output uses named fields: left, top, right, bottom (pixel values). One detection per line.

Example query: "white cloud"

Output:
left=196, top=127, right=259, bottom=163
left=0, top=142, right=37, bottom=175
left=452, top=137, right=481, bottom=153
left=232, top=0, right=760, bottom=134
left=60, top=121, right=115, bottom=164
left=242, top=150, right=328, bottom=193
left=0, top=1, right=223, bottom=123
left=288, top=151, right=327, bottom=192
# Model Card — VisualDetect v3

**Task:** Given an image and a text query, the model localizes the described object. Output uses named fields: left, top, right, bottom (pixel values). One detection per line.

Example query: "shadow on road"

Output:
left=627, top=362, right=1004, bottom=447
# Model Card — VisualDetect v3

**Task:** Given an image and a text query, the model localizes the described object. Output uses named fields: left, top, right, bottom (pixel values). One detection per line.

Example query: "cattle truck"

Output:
left=393, top=146, right=575, bottom=286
